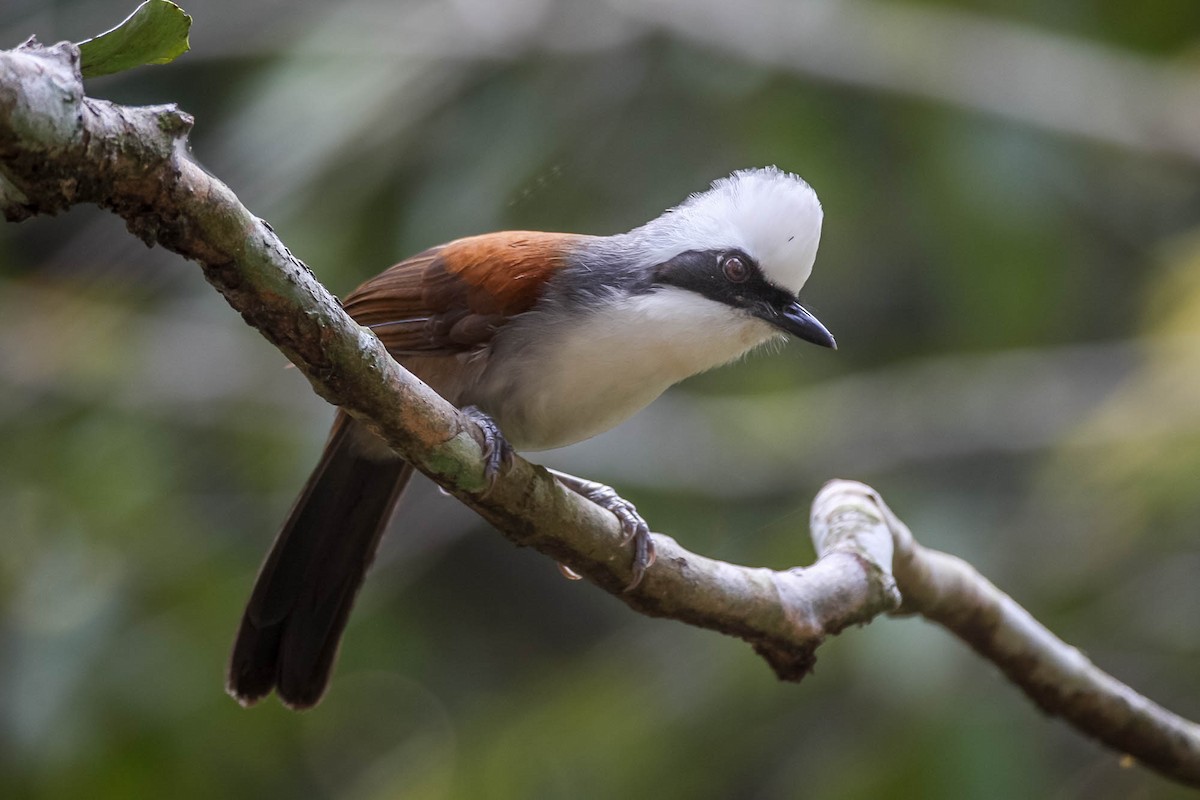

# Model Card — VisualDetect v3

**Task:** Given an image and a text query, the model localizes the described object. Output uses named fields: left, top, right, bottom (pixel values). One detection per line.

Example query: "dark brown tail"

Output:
left=227, top=413, right=412, bottom=709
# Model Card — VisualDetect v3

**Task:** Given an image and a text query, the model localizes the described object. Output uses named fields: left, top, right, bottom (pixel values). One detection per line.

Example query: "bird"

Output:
left=227, top=166, right=836, bottom=710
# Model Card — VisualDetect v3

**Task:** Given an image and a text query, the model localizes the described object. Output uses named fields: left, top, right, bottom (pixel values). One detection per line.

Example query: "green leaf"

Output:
left=77, top=0, right=192, bottom=79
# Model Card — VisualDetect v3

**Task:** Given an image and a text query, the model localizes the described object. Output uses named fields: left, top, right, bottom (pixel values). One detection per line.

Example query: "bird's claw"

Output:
left=461, top=406, right=513, bottom=494
left=552, top=472, right=655, bottom=591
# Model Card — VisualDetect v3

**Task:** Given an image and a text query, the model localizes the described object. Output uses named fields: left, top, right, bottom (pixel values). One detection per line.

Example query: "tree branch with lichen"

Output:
left=3, top=38, right=1198, bottom=789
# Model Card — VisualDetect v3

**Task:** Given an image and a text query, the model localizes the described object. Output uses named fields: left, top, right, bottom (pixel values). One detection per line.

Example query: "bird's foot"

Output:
left=461, top=406, right=514, bottom=494
left=548, top=469, right=656, bottom=591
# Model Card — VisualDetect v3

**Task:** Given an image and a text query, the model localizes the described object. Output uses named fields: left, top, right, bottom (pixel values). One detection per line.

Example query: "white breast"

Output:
left=470, top=287, right=780, bottom=451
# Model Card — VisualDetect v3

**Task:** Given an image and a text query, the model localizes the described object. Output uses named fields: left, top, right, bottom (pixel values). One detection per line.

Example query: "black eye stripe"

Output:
left=648, top=248, right=794, bottom=313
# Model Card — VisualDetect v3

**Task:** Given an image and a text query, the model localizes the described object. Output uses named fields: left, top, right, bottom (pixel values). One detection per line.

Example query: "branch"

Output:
left=826, top=481, right=1200, bottom=787
left=0, top=36, right=878, bottom=675
left=4, top=39, right=1199, bottom=788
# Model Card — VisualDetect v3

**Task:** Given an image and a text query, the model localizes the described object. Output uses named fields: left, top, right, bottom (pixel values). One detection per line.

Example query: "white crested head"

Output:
left=625, top=166, right=823, bottom=295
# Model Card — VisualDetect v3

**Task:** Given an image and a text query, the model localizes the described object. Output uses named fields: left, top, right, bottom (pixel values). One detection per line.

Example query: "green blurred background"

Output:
left=4, top=0, right=1200, bottom=797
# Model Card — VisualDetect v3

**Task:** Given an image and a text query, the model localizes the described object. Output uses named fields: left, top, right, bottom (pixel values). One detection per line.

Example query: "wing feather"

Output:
left=343, top=232, right=584, bottom=356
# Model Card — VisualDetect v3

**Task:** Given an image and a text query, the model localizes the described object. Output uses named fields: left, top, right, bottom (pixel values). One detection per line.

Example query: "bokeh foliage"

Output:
left=2, top=1, right=1200, bottom=798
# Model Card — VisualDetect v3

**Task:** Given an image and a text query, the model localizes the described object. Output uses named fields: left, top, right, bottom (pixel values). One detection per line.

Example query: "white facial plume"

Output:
left=629, top=166, right=824, bottom=295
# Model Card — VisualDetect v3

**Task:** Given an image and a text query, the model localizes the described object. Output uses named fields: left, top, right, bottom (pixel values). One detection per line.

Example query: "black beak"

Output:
left=763, top=300, right=837, bottom=349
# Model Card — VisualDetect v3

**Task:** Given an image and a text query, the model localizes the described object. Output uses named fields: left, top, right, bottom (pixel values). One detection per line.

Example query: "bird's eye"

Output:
left=722, top=254, right=750, bottom=283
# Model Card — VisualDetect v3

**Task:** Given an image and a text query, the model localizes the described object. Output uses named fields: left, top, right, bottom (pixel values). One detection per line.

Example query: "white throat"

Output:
left=474, top=287, right=779, bottom=451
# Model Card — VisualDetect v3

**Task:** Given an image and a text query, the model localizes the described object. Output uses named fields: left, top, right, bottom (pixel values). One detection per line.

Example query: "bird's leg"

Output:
left=461, top=406, right=514, bottom=494
left=547, top=468, right=656, bottom=591
left=460, top=407, right=655, bottom=589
